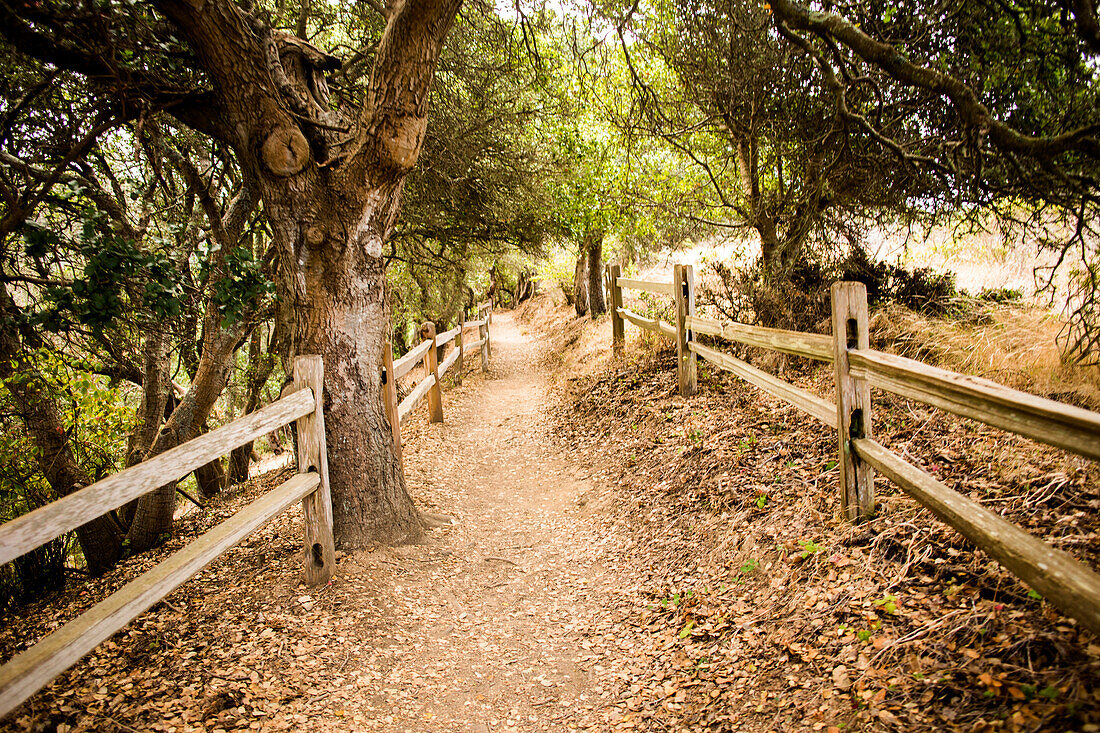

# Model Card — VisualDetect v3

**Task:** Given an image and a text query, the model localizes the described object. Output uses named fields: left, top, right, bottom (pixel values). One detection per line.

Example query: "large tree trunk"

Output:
left=573, top=251, right=589, bottom=317
left=585, top=229, right=606, bottom=316
left=155, top=0, right=463, bottom=548
left=267, top=189, right=425, bottom=546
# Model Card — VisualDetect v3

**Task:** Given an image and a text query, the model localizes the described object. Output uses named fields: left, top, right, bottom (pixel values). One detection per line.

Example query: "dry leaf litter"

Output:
left=1, top=296, right=1097, bottom=733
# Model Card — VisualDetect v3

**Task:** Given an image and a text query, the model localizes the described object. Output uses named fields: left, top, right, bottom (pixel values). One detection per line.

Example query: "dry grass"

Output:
left=869, top=301, right=1100, bottom=410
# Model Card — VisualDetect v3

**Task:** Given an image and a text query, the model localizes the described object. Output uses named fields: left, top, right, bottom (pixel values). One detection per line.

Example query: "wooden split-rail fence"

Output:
left=0, top=301, right=493, bottom=720
left=606, top=263, right=1100, bottom=637
left=381, top=301, right=493, bottom=458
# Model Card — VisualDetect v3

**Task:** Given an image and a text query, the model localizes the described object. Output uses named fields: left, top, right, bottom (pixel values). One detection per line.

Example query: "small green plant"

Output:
left=873, top=593, right=899, bottom=614
left=1027, top=588, right=1043, bottom=600
left=1039, top=685, right=1060, bottom=700
left=755, top=493, right=769, bottom=509
left=739, top=559, right=759, bottom=575
left=798, top=539, right=823, bottom=558
left=824, top=459, right=838, bottom=471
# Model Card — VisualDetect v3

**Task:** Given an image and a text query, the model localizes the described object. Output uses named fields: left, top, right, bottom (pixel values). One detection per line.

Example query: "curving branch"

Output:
left=770, top=0, right=1100, bottom=161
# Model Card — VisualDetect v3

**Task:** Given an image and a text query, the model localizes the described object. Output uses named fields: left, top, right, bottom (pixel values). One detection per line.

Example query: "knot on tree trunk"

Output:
left=263, top=126, right=310, bottom=177
left=375, top=115, right=428, bottom=174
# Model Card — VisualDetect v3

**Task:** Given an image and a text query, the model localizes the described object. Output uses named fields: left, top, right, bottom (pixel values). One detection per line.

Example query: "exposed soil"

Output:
left=1, top=311, right=636, bottom=733
left=2, top=300, right=1098, bottom=733
left=537, top=300, right=1100, bottom=733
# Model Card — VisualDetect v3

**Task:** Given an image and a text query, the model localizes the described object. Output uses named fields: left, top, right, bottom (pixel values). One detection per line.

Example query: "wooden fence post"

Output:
left=831, top=281, right=875, bottom=521
left=484, top=302, right=493, bottom=359
left=454, top=325, right=464, bottom=385
left=674, top=264, right=697, bottom=397
left=381, top=338, right=402, bottom=464
left=419, top=322, right=444, bottom=423
left=607, top=263, right=624, bottom=356
left=292, top=355, right=336, bottom=586
left=478, top=317, right=489, bottom=372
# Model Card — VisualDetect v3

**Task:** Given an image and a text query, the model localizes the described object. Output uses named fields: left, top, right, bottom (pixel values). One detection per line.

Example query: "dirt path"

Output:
left=324, top=311, right=625, bottom=732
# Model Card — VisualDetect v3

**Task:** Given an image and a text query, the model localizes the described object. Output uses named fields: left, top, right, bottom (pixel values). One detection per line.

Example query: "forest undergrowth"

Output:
left=530, top=296, right=1100, bottom=733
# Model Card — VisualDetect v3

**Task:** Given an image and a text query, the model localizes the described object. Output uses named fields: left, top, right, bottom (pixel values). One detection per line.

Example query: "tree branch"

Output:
left=770, top=0, right=1100, bottom=161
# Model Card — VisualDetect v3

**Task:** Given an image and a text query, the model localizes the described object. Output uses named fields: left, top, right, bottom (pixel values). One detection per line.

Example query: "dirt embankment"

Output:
left=522, top=292, right=1100, bottom=733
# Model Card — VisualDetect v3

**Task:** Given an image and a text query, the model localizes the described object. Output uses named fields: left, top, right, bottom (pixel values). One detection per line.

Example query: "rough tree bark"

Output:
left=153, top=0, right=463, bottom=546
left=584, top=229, right=606, bottom=316
left=573, top=252, right=589, bottom=317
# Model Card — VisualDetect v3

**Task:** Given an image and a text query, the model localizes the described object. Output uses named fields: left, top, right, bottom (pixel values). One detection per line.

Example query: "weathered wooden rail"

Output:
left=381, top=301, right=493, bottom=460
left=607, top=267, right=1100, bottom=637
left=0, top=300, right=495, bottom=720
left=0, top=356, right=334, bottom=719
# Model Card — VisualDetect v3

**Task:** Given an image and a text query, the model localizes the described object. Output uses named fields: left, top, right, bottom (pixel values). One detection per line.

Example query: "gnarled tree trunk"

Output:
left=154, top=0, right=463, bottom=548
left=573, top=251, right=589, bottom=317
left=584, top=229, right=606, bottom=316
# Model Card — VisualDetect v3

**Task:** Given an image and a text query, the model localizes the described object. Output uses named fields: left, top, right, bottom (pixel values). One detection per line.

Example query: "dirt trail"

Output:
left=326, top=311, right=624, bottom=732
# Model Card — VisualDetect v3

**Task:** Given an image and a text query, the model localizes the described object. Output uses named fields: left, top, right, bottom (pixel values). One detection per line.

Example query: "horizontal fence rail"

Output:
left=688, top=341, right=837, bottom=428
left=618, top=307, right=676, bottom=340
left=398, top=374, right=438, bottom=425
left=852, top=438, right=1100, bottom=634
left=0, top=388, right=316, bottom=568
left=0, top=473, right=320, bottom=718
left=392, top=339, right=433, bottom=379
left=0, top=355, right=335, bottom=720
left=617, top=277, right=674, bottom=297
left=848, top=349, right=1100, bottom=461
left=686, top=315, right=834, bottom=363
left=382, top=309, right=492, bottom=457
left=606, top=266, right=1100, bottom=637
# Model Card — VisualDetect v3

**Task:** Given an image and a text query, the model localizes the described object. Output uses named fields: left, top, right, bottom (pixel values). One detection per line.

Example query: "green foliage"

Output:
left=205, top=244, right=275, bottom=328
left=25, top=214, right=183, bottom=333
left=798, top=539, right=824, bottom=558
left=0, top=351, right=134, bottom=608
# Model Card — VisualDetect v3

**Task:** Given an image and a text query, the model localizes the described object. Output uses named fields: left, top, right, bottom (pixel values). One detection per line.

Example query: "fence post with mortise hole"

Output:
left=607, top=263, right=624, bottom=356
left=674, top=264, right=697, bottom=397
left=292, top=355, right=336, bottom=586
left=381, top=339, right=402, bottom=464
left=419, top=322, right=444, bottom=423
left=831, top=281, right=875, bottom=521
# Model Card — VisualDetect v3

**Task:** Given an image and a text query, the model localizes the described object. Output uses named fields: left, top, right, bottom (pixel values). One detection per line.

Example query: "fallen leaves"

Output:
left=554, top=341, right=1100, bottom=732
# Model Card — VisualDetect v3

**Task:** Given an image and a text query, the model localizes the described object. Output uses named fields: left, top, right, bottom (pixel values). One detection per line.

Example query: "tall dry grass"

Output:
left=870, top=302, right=1100, bottom=410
